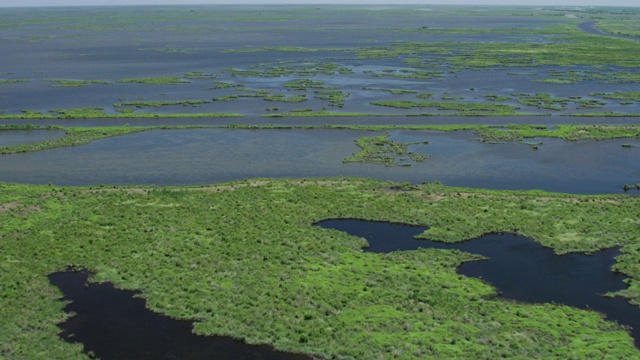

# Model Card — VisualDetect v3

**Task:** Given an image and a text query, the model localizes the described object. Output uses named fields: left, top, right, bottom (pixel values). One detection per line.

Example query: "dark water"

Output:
left=315, top=219, right=640, bottom=347
left=48, top=271, right=313, bottom=360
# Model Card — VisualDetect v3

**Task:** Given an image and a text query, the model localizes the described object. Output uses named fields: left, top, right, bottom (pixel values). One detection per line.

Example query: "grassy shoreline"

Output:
left=1, top=178, right=639, bottom=359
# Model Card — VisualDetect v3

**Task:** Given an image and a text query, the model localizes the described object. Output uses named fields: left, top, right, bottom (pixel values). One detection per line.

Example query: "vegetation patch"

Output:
left=598, top=91, right=640, bottom=102
left=117, top=77, right=189, bottom=85
left=314, top=90, right=349, bottom=107
left=0, top=79, right=29, bottom=84
left=44, top=79, right=111, bottom=87
left=114, top=100, right=211, bottom=109
left=263, top=110, right=393, bottom=117
left=343, top=133, right=429, bottom=166
left=474, top=124, right=640, bottom=143
left=0, top=108, right=242, bottom=119
left=371, top=100, right=522, bottom=116
left=1, top=178, right=639, bottom=359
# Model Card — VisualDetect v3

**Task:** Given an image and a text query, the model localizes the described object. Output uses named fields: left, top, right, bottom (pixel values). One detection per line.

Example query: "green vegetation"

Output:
left=314, top=90, right=349, bottom=107
left=2, top=6, right=640, bottom=358
left=362, top=87, right=417, bottom=95
left=0, top=79, right=29, bottom=84
left=213, top=90, right=307, bottom=103
left=3, top=124, right=638, bottom=154
left=226, top=62, right=351, bottom=78
left=343, top=133, right=429, bottom=166
left=371, top=69, right=444, bottom=80
left=485, top=94, right=511, bottom=101
left=114, top=100, right=211, bottom=108
left=44, top=79, right=111, bottom=87
left=0, top=108, right=242, bottom=119
left=263, top=110, right=392, bottom=118
left=210, top=81, right=239, bottom=89
left=534, top=78, right=577, bottom=84
left=575, top=7, right=640, bottom=37
left=1, top=178, right=639, bottom=359
left=0, top=126, right=148, bottom=154
left=567, top=111, right=640, bottom=117
left=371, top=100, right=523, bottom=116
left=284, top=79, right=333, bottom=90
left=416, top=92, right=434, bottom=99
left=117, top=77, right=189, bottom=85
left=474, top=124, right=640, bottom=143
left=537, top=69, right=640, bottom=84
left=263, top=94, right=307, bottom=103
left=183, top=71, right=215, bottom=79
left=516, top=93, right=569, bottom=111
left=599, top=91, right=640, bottom=102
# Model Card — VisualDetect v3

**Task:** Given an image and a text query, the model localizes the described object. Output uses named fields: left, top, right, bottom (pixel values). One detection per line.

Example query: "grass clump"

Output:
left=343, top=133, right=429, bottom=166
left=371, top=100, right=521, bottom=116
left=44, top=79, right=111, bottom=87
left=117, top=77, right=189, bottom=85
left=0, top=79, right=29, bottom=84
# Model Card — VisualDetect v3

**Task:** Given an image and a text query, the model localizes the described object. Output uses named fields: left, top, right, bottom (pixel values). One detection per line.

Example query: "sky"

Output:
left=0, top=0, right=638, bottom=7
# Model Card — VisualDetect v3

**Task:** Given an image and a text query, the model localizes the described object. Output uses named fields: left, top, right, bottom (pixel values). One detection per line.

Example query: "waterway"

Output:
left=315, top=219, right=640, bottom=347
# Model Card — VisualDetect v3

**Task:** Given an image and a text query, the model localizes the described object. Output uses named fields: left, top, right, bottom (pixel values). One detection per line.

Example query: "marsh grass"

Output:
left=117, top=77, right=189, bottom=85
left=1, top=178, right=639, bottom=359
left=44, top=79, right=111, bottom=87
left=343, top=133, right=429, bottom=166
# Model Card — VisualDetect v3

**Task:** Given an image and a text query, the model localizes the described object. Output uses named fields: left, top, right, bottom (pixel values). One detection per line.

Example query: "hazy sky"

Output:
left=0, top=0, right=638, bottom=7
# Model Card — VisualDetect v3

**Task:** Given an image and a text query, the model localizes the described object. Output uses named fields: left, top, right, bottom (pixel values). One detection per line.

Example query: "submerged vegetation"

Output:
left=1, top=178, right=639, bottom=359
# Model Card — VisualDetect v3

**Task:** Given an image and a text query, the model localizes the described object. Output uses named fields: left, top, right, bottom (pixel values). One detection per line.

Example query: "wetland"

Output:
left=1, top=4, right=640, bottom=360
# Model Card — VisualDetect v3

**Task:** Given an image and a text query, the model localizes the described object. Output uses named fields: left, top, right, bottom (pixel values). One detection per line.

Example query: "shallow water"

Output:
left=0, top=129, right=64, bottom=146
left=48, top=271, right=312, bottom=360
left=0, top=128, right=636, bottom=194
left=315, top=219, right=640, bottom=347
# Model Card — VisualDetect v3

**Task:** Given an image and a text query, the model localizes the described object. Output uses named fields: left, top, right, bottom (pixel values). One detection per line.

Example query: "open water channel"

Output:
left=0, top=128, right=638, bottom=194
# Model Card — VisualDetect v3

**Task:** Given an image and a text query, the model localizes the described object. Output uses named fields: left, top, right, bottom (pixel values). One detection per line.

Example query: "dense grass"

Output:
left=0, top=178, right=639, bottom=359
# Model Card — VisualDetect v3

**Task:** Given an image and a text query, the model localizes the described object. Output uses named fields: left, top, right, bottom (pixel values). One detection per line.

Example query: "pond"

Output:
left=0, top=128, right=636, bottom=194
left=315, top=219, right=640, bottom=347
left=48, top=271, right=313, bottom=360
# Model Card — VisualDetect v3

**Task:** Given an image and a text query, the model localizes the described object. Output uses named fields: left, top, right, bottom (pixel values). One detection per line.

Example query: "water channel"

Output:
left=315, top=219, right=640, bottom=347
left=48, top=271, right=313, bottom=360
left=0, top=128, right=637, bottom=194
